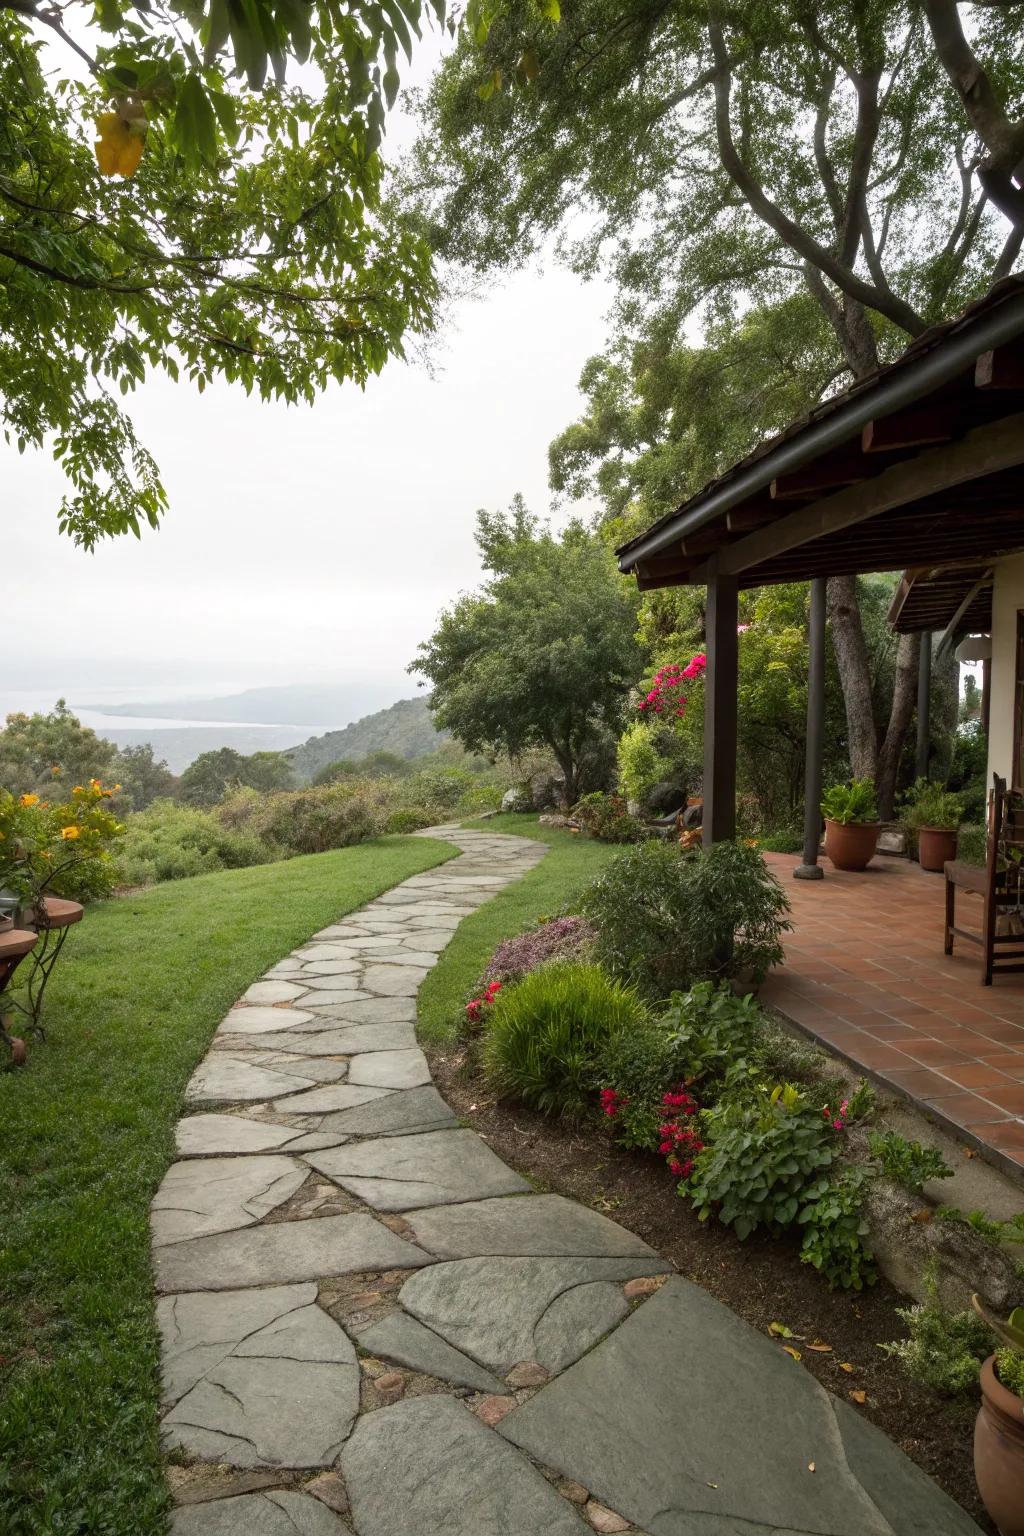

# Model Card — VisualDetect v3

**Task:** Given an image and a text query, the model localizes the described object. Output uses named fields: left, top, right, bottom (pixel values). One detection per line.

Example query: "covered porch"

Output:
left=761, top=852, right=1024, bottom=1178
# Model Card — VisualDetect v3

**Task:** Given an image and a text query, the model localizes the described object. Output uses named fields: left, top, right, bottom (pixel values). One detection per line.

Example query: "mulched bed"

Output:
left=425, top=1039, right=993, bottom=1533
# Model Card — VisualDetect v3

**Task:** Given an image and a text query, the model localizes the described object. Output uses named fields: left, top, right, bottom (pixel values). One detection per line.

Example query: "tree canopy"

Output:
left=2, top=0, right=442, bottom=544
left=413, top=498, right=644, bottom=805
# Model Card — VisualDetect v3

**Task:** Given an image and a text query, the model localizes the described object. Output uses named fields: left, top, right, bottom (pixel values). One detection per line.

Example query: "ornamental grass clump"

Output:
left=482, top=915, right=597, bottom=986
left=581, top=838, right=790, bottom=997
left=882, top=1267, right=992, bottom=1394
left=481, top=962, right=651, bottom=1118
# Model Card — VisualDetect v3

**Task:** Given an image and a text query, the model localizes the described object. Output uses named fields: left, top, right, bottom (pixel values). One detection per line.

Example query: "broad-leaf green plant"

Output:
left=820, top=779, right=879, bottom=825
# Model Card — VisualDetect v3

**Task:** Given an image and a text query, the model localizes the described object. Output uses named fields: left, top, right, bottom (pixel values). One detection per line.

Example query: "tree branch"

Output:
left=0, top=0, right=97, bottom=73
left=706, top=11, right=925, bottom=337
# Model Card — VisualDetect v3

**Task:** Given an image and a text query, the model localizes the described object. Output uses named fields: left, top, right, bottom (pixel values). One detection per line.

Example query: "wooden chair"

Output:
left=945, top=774, right=1024, bottom=984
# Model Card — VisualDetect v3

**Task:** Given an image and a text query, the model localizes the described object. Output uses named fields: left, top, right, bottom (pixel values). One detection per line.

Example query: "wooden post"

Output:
left=795, top=577, right=826, bottom=880
left=916, top=633, right=932, bottom=781
left=982, top=655, right=991, bottom=738
left=703, top=562, right=738, bottom=846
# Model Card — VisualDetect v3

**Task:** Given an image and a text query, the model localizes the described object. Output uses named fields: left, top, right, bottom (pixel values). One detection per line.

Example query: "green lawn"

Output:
left=417, top=814, right=623, bottom=1045
left=0, top=835, right=455, bottom=1536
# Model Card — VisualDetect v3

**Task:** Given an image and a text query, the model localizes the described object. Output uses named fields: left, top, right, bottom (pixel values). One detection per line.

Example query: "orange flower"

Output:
left=60, top=825, right=81, bottom=840
left=19, top=793, right=39, bottom=807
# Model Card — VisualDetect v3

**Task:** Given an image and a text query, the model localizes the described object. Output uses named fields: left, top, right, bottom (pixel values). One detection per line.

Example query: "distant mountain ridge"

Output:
left=286, top=696, right=446, bottom=782
left=77, top=681, right=400, bottom=727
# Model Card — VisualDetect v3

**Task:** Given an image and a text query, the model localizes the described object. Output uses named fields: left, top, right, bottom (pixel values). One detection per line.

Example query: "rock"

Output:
left=305, top=1472, right=350, bottom=1516
left=316, top=1085, right=457, bottom=1139
left=216, top=1006, right=316, bottom=1035
left=622, top=1276, right=665, bottom=1301
left=170, top=1490, right=351, bottom=1534
left=405, top=1196, right=658, bottom=1263
left=645, top=782, right=686, bottom=817
left=154, top=1213, right=430, bottom=1293
left=341, top=1395, right=587, bottom=1535
left=864, top=1179, right=1023, bottom=1313
left=356, top=1311, right=504, bottom=1393
left=585, top=1502, right=630, bottom=1533
left=159, top=1284, right=359, bottom=1468
left=474, top=1395, right=518, bottom=1427
left=346, top=1048, right=432, bottom=1089
left=506, top=1361, right=550, bottom=1389
left=501, top=786, right=533, bottom=813
left=399, top=1256, right=661, bottom=1375
left=372, top=1370, right=405, bottom=1405
left=500, top=1276, right=979, bottom=1536
left=529, top=771, right=566, bottom=811
left=166, top=1466, right=283, bottom=1506
left=151, top=1156, right=307, bottom=1246
left=538, top=814, right=572, bottom=829
left=305, top=1130, right=529, bottom=1212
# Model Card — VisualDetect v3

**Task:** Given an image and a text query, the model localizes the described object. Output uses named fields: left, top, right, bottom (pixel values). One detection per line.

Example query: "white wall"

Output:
left=986, top=552, right=1024, bottom=786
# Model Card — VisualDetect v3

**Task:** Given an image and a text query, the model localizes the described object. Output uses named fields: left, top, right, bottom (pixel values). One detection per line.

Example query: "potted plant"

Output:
left=972, top=1297, right=1024, bottom=1536
left=902, top=778, right=964, bottom=873
left=821, top=779, right=881, bottom=871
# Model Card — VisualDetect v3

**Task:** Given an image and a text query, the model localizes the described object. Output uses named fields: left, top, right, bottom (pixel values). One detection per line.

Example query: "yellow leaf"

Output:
left=910, top=1208, right=932, bottom=1224
left=849, top=1389, right=867, bottom=1404
left=807, top=1342, right=832, bottom=1353
left=782, top=1345, right=802, bottom=1361
left=95, top=111, right=146, bottom=178
left=808, top=1462, right=816, bottom=1473
left=839, top=1362, right=855, bottom=1373
left=768, top=1321, right=796, bottom=1338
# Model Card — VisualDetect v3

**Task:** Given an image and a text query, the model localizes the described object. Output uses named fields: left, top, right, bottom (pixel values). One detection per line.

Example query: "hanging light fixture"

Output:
left=955, top=635, right=992, bottom=663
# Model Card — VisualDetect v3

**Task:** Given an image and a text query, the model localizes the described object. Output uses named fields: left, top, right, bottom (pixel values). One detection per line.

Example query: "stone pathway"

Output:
left=157, top=827, right=982, bottom=1536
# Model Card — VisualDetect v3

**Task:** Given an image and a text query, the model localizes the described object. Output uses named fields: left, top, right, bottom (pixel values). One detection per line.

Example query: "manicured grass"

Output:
left=417, top=814, right=623, bottom=1045
left=0, top=835, right=455, bottom=1536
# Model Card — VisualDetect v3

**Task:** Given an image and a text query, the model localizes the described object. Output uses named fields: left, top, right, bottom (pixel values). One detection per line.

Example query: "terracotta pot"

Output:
left=975, top=1355, right=1024, bottom=1536
left=917, top=825, right=959, bottom=873
left=823, top=819, right=881, bottom=872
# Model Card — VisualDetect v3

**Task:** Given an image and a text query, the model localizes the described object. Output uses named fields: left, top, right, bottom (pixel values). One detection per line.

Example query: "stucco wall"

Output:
left=987, top=552, right=1024, bottom=786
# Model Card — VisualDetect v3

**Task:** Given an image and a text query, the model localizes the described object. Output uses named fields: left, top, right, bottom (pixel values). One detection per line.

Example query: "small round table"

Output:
left=0, top=927, right=41, bottom=1064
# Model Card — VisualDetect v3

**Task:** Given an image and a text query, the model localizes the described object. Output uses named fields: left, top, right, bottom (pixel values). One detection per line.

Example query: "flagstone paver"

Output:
left=154, top=826, right=982, bottom=1536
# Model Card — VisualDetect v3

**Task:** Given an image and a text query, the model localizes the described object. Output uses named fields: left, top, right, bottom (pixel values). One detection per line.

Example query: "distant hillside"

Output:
left=286, top=697, right=447, bottom=782
left=77, top=681, right=399, bottom=727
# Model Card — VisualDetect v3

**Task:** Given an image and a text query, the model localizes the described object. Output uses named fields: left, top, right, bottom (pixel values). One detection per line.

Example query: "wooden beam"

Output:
left=707, top=412, right=1024, bottom=578
left=936, top=569, right=994, bottom=658
left=703, top=564, right=738, bottom=847
left=976, top=344, right=1024, bottom=391
left=725, top=505, right=775, bottom=532
left=770, top=447, right=869, bottom=500
left=862, top=405, right=958, bottom=453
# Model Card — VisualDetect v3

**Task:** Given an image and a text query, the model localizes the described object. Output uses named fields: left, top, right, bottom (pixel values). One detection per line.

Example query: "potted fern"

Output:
left=821, top=779, right=881, bottom=872
left=972, top=1298, right=1024, bottom=1536
left=902, top=778, right=964, bottom=873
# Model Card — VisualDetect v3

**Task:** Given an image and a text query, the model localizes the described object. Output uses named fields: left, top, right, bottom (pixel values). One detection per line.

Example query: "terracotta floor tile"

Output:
left=921, top=1091, right=1011, bottom=1127
left=976, top=1082, right=1024, bottom=1115
left=882, top=1065, right=965, bottom=1099
left=898, top=1039, right=974, bottom=1069
left=933, top=1062, right=1020, bottom=1091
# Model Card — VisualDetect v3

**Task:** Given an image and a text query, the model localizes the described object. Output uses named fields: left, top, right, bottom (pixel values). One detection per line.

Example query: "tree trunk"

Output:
left=875, top=631, right=921, bottom=818
left=825, top=574, right=878, bottom=779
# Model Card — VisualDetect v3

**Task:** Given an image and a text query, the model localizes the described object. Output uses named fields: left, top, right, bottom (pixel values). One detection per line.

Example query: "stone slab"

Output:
left=294, top=973, right=365, bottom=992
left=243, top=980, right=309, bottom=1005
left=346, top=1048, right=431, bottom=1089
left=152, top=1156, right=307, bottom=1246
left=271, top=1083, right=393, bottom=1114
left=216, top=1006, right=316, bottom=1036
left=340, top=1394, right=589, bottom=1536
left=287, top=997, right=418, bottom=1028
left=176, top=1115, right=345, bottom=1157
left=499, top=1277, right=979, bottom=1536
left=158, top=1281, right=318, bottom=1403
left=406, top=1196, right=658, bottom=1261
left=399, top=1257, right=666, bottom=1375
left=306, top=1130, right=529, bottom=1211
left=161, top=1291, right=359, bottom=1468
left=356, top=1311, right=504, bottom=1393
left=359, top=964, right=429, bottom=998
left=215, top=1023, right=417, bottom=1057
left=186, top=1055, right=320, bottom=1103
left=154, top=1213, right=431, bottom=1293
left=316, top=1085, right=456, bottom=1139
left=170, top=1489, right=351, bottom=1534
left=239, top=1052, right=348, bottom=1084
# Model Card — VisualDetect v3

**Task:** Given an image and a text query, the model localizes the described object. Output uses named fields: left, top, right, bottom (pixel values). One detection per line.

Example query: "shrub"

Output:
left=688, top=1084, right=836, bottom=1240
left=572, top=791, right=644, bottom=843
left=597, top=1021, right=695, bottom=1150
left=483, top=916, right=597, bottom=986
left=798, top=1167, right=877, bottom=1291
left=482, top=962, right=651, bottom=1117
left=957, top=823, right=987, bottom=866
left=882, top=1267, right=991, bottom=1394
left=0, top=780, right=125, bottom=906
left=117, top=799, right=275, bottom=885
left=616, top=721, right=667, bottom=807
left=385, top=807, right=435, bottom=834
left=868, top=1130, right=953, bottom=1194
left=821, top=778, right=879, bottom=824
left=582, top=838, right=790, bottom=996
left=996, top=1348, right=1024, bottom=1398
left=901, top=778, right=964, bottom=833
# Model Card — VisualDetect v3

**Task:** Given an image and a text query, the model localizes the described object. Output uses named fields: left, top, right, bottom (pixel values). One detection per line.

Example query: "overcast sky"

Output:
left=5, top=33, right=614, bottom=716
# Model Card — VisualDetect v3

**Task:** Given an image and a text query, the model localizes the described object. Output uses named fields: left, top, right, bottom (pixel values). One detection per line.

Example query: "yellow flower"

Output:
left=60, top=825, right=81, bottom=840
left=95, top=111, right=146, bottom=178
left=72, top=786, right=84, bottom=794
left=19, top=793, right=39, bottom=807
left=51, top=765, right=61, bottom=776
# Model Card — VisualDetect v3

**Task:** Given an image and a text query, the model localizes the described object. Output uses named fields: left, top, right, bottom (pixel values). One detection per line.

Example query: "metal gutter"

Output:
left=617, top=287, right=1024, bottom=572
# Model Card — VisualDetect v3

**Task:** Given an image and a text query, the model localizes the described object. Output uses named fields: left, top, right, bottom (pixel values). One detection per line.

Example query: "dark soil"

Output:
left=425, top=1039, right=993, bottom=1533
